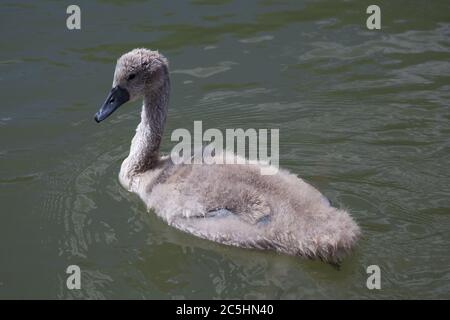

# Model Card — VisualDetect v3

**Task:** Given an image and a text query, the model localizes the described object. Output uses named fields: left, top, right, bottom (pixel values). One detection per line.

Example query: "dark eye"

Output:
left=127, top=73, right=136, bottom=81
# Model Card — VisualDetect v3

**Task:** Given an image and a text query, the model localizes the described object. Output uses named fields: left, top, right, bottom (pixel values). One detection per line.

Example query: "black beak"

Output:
left=94, top=86, right=130, bottom=123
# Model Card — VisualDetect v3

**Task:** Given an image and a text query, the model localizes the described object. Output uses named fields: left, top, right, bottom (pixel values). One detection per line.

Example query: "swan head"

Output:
left=95, top=48, right=169, bottom=123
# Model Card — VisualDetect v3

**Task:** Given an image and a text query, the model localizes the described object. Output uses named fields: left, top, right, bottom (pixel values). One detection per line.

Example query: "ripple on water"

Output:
left=172, top=61, right=238, bottom=78
left=38, top=140, right=136, bottom=298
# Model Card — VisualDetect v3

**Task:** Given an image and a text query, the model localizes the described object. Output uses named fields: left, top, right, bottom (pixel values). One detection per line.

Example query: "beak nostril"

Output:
left=97, top=86, right=130, bottom=122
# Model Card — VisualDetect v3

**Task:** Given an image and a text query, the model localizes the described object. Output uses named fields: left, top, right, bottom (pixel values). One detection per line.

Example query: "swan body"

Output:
left=95, top=48, right=360, bottom=263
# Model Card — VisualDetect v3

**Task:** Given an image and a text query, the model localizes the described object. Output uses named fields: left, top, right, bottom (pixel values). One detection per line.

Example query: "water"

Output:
left=1, top=0, right=449, bottom=299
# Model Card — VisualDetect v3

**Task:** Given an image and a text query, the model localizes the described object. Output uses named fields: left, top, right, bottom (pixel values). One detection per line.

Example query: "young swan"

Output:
left=95, top=48, right=360, bottom=263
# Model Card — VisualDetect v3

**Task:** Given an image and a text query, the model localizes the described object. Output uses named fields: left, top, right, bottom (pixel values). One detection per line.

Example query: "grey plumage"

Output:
left=107, top=48, right=361, bottom=263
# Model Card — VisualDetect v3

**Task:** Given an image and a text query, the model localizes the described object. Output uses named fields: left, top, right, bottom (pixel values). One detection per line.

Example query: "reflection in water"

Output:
left=239, top=35, right=274, bottom=43
left=172, top=61, right=237, bottom=78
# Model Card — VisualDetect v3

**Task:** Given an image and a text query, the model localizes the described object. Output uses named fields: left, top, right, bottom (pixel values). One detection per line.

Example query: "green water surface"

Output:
left=0, top=0, right=449, bottom=299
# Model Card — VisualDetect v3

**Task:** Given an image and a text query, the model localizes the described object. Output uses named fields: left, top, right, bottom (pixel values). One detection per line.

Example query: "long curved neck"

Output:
left=126, top=75, right=170, bottom=175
